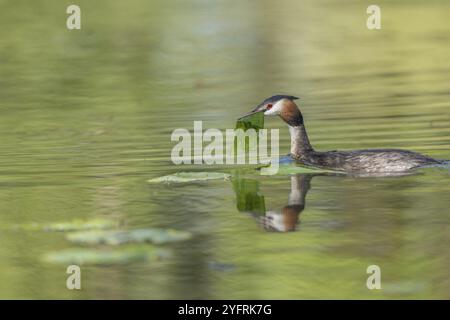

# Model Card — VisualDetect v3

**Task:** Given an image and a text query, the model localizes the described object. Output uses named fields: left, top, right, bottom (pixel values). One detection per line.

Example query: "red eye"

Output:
left=266, top=104, right=273, bottom=110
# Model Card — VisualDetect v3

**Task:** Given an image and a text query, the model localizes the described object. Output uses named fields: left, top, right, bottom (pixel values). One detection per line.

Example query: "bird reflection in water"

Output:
left=233, top=169, right=417, bottom=232
left=233, top=174, right=316, bottom=232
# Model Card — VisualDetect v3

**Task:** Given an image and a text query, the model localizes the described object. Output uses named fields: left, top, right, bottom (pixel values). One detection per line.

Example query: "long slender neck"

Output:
left=289, top=124, right=314, bottom=157
left=276, top=99, right=314, bottom=157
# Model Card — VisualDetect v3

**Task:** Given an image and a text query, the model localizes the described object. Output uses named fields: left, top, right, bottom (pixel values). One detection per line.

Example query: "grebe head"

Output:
left=241, top=95, right=303, bottom=126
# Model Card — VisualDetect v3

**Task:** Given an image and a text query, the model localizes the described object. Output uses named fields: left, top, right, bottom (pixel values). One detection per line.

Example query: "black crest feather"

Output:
left=258, top=95, right=299, bottom=107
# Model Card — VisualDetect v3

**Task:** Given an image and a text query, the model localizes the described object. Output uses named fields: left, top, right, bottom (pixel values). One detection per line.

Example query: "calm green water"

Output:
left=1, top=0, right=450, bottom=299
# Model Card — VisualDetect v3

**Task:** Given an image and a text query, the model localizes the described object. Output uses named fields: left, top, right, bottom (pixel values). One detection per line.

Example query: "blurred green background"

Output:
left=0, top=0, right=449, bottom=299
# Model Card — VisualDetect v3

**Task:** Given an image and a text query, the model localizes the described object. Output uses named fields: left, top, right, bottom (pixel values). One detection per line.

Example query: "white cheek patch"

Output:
left=264, top=211, right=288, bottom=232
left=264, top=100, right=283, bottom=116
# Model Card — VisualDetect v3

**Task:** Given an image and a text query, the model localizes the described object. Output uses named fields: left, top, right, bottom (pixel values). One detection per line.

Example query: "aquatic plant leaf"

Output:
left=235, top=111, right=264, bottom=131
left=43, top=218, right=118, bottom=232
left=148, top=172, right=230, bottom=183
left=234, top=111, right=264, bottom=158
left=43, top=247, right=170, bottom=265
left=232, top=176, right=266, bottom=215
left=66, top=228, right=192, bottom=245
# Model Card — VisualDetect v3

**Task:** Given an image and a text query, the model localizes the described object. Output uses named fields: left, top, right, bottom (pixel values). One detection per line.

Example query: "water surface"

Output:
left=1, top=0, right=450, bottom=299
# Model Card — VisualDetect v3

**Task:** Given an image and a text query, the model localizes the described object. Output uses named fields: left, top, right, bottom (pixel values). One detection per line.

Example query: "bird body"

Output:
left=293, top=148, right=438, bottom=173
left=243, top=95, right=441, bottom=173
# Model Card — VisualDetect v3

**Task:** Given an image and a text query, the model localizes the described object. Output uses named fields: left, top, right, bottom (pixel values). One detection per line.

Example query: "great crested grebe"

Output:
left=242, top=95, right=441, bottom=173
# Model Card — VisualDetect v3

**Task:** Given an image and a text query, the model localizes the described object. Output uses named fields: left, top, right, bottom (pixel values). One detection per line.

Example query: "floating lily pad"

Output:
left=43, top=218, right=118, bottom=232
left=43, top=247, right=170, bottom=265
left=148, top=172, right=230, bottom=183
left=66, top=228, right=192, bottom=245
